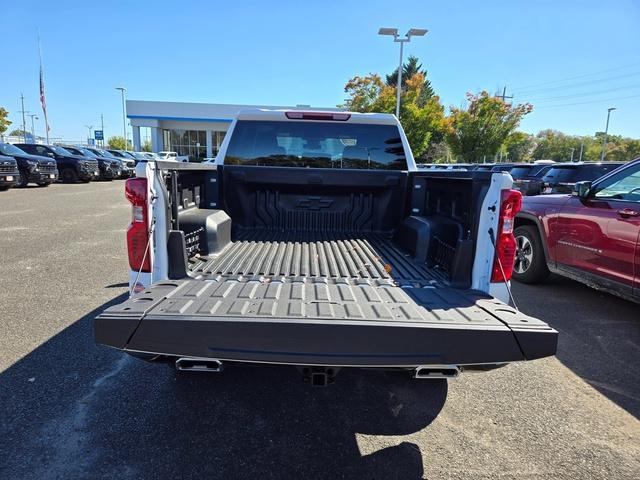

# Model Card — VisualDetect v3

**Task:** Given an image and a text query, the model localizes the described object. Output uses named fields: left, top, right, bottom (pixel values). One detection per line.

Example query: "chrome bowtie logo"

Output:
left=296, top=197, right=333, bottom=210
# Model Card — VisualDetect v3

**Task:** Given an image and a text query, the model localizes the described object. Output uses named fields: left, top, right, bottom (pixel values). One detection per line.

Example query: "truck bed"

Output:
left=188, top=230, right=440, bottom=286
left=96, top=163, right=558, bottom=371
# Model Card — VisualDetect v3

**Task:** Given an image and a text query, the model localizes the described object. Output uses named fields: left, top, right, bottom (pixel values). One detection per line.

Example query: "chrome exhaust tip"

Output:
left=414, top=365, right=459, bottom=379
left=175, top=357, right=223, bottom=373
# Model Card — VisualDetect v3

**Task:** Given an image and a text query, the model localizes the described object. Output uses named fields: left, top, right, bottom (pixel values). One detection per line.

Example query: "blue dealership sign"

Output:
left=94, top=130, right=104, bottom=140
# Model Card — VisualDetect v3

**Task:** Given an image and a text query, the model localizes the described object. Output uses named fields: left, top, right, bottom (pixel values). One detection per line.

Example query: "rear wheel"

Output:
left=513, top=225, right=549, bottom=284
left=60, top=168, right=79, bottom=183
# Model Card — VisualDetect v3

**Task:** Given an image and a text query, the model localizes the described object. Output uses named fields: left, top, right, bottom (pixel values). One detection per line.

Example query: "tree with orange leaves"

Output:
left=341, top=72, right=445, bottom=158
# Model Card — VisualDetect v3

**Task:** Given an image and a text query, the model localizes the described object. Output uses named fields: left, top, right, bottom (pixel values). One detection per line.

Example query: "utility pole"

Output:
left=19, top=94, right=28, bottom=143
left=85, top=125, right=93, bottom=144
left=116, top=87, right=127, bottom=150
left=28, top=114, right=38, bottom=142
left=496, top=86, right=514, bottom=103
left=100, top=114, right=105, bottom=148
left=570, top=148, right=575, bottom=162
left=579, top=138, right=584, bottom=161
left=600, top=107, right=616, bottom=161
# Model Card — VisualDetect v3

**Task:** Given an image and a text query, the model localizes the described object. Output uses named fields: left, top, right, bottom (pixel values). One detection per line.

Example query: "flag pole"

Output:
left=38, top=30, right=50, bottom=144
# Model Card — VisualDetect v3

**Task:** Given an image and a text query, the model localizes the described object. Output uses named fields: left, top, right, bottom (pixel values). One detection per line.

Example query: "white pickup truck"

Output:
left=95, top=109, right=557, bottom=385
left=157, top=151, right=190, bottom=162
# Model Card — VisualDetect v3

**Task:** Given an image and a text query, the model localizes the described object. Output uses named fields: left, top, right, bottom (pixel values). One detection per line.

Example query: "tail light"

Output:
left=125, top=177, right=151, bottom=272
left=491, top=189, right=522, bottom=282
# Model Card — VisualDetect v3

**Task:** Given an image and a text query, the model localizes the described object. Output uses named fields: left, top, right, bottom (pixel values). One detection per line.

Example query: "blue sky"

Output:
left=2, top=0, right=639, bottom=141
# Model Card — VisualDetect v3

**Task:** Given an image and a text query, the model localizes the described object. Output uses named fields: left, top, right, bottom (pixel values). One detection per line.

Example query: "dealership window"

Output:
left=212, top=131, right=226, bottom=155
left=162, top=129, right=207, bottom=161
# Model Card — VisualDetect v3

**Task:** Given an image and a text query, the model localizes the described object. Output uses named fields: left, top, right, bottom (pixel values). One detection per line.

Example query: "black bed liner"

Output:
left=95, top=277, right=557, bottom=367
left=188, top=230, right=440, bottom=286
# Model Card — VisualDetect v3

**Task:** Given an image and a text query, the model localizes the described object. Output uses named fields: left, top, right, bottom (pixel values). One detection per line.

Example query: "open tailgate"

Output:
left=95, top=278, right=557, bottom=367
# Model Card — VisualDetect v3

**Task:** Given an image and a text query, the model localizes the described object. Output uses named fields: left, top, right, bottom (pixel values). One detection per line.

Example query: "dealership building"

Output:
left=127, top=100, right=335, bottom=160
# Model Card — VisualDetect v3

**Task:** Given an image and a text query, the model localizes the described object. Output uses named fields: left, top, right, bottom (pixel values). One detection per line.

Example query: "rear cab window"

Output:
left=224, top=120, right=408, bottom=170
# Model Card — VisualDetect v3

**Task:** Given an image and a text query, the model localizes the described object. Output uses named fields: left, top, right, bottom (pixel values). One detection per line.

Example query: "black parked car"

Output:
left=0, top=155, right=21, bottom=190
left=106, top=149, right=136, bottom=176
left=509, top=163, right=553, bottom=196
left=83, top=148, right=130, bottom=179
left=0, top=143, right=58, bottom=187
left=63, top=146, right=121, bottom=181
left=128, top=151, right=153, bottom=165
left=14, top=144, right=99, bottom=183
left=535, top=162, right=625, bottom=194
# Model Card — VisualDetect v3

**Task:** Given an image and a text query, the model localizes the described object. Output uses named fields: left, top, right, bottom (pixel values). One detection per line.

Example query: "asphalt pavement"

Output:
left=0, top=181, right=638, bottom=480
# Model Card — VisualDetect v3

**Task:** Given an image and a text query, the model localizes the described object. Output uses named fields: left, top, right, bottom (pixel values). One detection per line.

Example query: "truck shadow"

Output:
left=513, top=274, right=640, bottom=419
left=0, top=295, right=447, bottom=480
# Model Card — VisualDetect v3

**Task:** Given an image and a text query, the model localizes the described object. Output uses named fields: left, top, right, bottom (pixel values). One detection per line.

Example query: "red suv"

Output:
left=513, top=158, right=640, bottom=303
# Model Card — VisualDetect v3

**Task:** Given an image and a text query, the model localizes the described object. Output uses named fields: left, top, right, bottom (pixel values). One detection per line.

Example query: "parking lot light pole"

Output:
left=116, top=87, right=127, bottom=150
left=28, top=114, right=39, bottom=142
left=600, top=107, right=616, bottom=161
left=85, top=125, right=93, bottom=144
left=19, top=94, right=28, bottom=143
left=378, top=27, right=428, bottom=119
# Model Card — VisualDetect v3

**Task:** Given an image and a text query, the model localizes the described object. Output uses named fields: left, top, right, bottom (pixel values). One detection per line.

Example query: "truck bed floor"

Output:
left=188, top=230, right=440, bottom=286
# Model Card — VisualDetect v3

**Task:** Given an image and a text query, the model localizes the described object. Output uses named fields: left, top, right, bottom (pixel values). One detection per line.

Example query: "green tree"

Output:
left=503, top=131, right=536, bottom=162
left=386, top=55, right=435, bottom=105
left=445, top=91, right=533, bottom=163
left=590, top=134, right=640, bottom=161
left=342, top=72, right=445, bottom=158
left=142, top=140, right=152, bottom=152
left=0, top=107, right=11, bottom=136
left=622, top=138, right=640, bottom=160
left=423, top=141, right=452, bottom=163
left=9, top=128, right=28, bottom=137
left=108, top=136, right=132, bottom=150
left=533, top=130, right=593, bottom=162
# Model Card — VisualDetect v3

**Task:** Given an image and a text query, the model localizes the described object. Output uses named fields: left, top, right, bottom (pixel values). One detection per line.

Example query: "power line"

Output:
left=533, top=93, right=640, bottom=109
left=515, top=70, right=640, bottom=95
left=524, top=83, right=640, bottom=102
left=511, top=60, right=640, bottom=90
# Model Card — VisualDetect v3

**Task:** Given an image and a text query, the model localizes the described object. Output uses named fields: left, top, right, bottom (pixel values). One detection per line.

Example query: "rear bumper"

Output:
left=95, top=280, right=558, bottom=368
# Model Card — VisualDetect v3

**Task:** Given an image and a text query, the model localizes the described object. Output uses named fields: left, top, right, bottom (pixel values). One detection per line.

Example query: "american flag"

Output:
left=39, top=63, right=50, bottom=134
left=38, top=32, right=50, bottom=140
